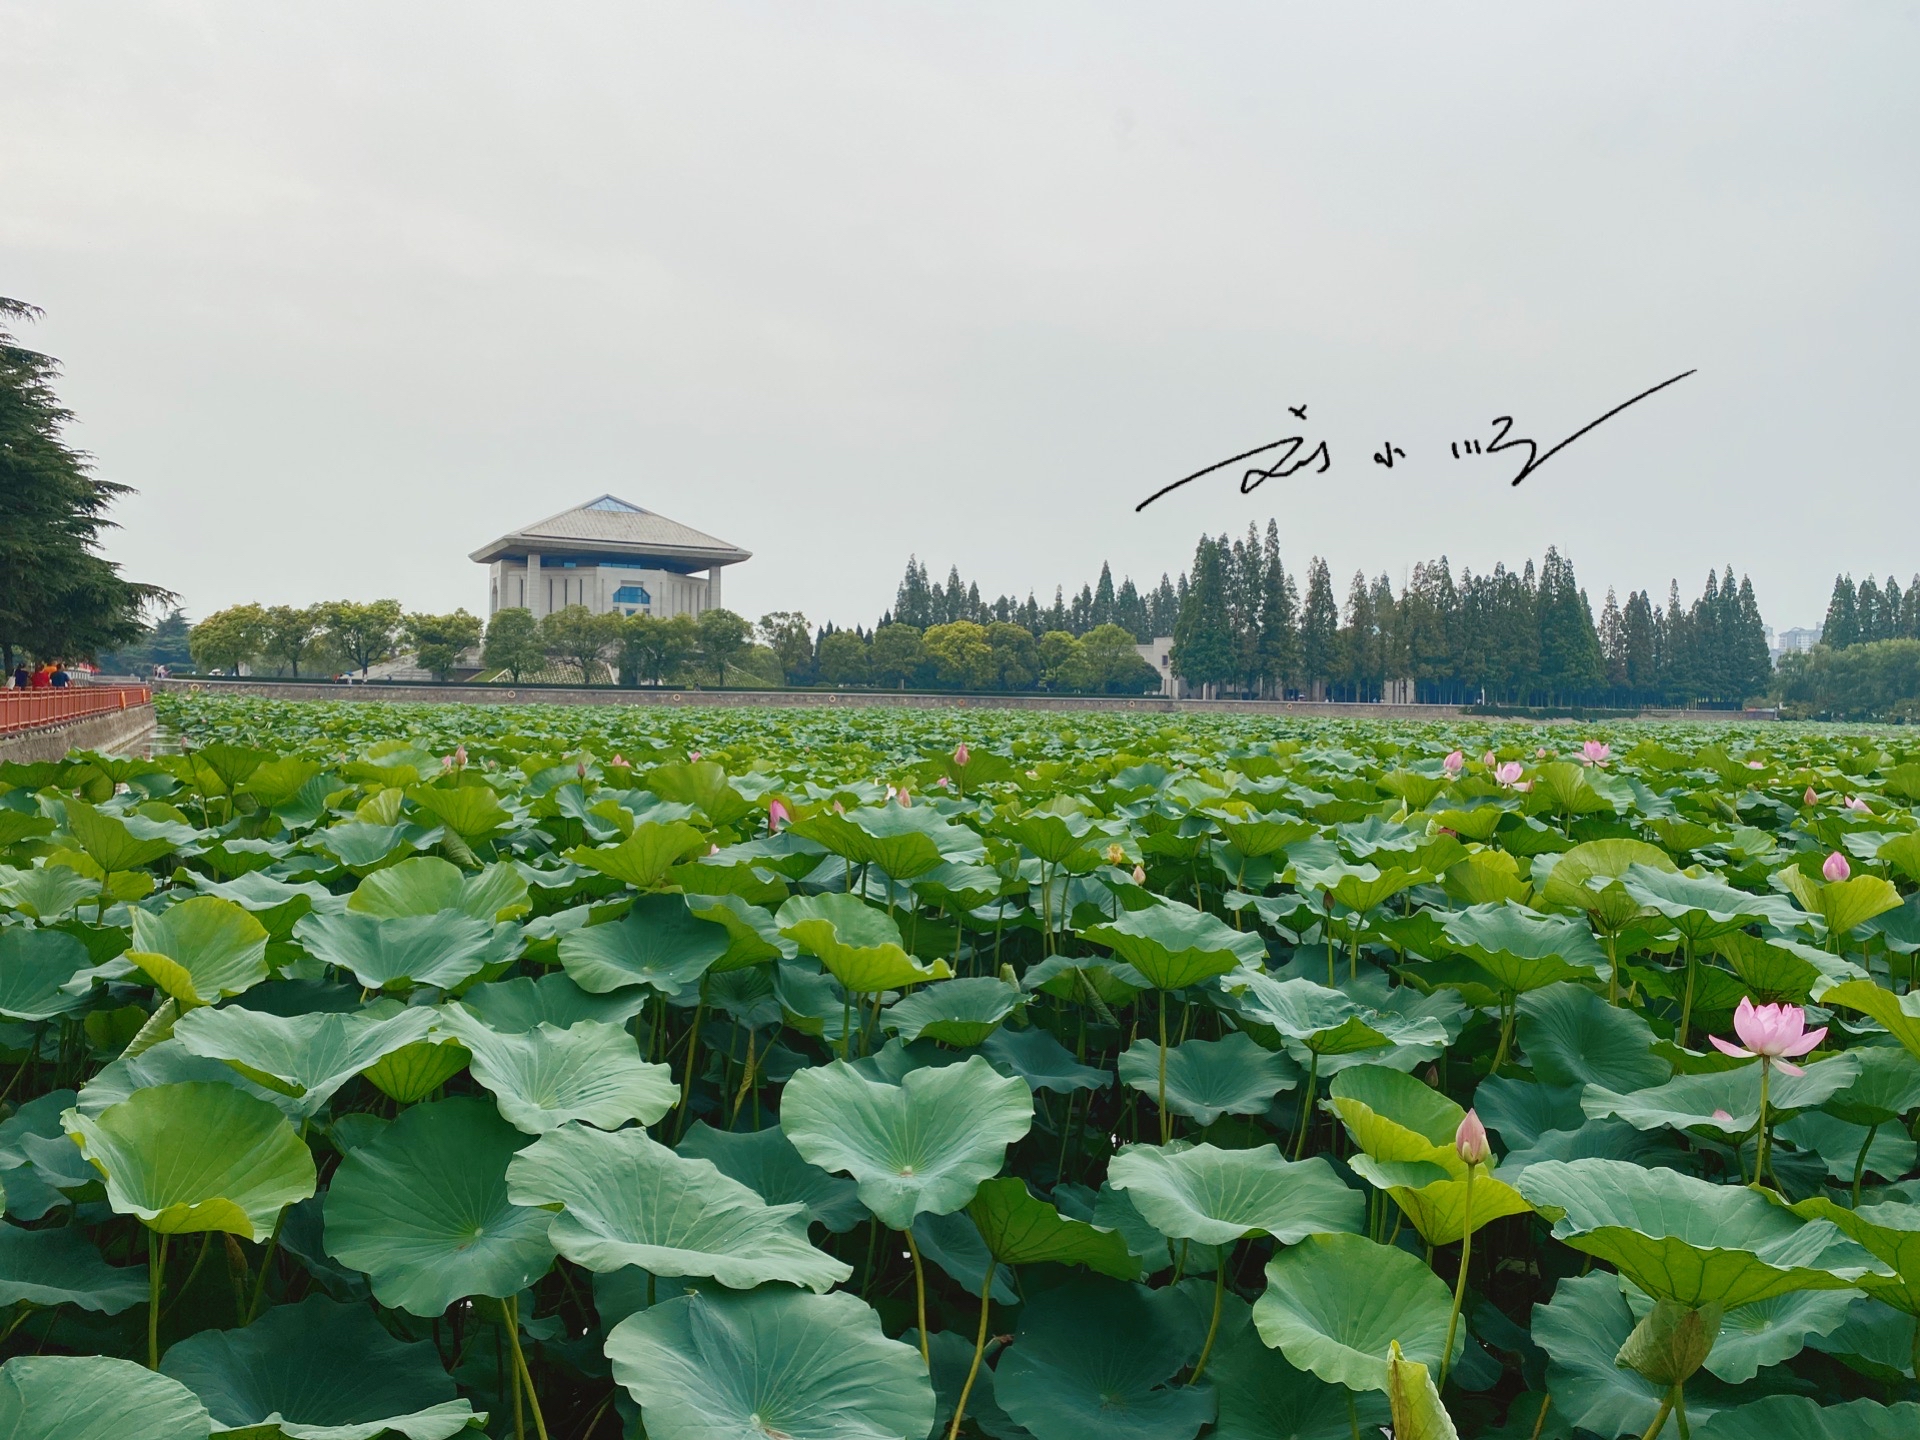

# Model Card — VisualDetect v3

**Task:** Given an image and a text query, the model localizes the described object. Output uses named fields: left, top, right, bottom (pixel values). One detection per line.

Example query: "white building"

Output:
left=1770, top=625, right=1822, bottom=665
left=471, top=495, right=751, bottom=621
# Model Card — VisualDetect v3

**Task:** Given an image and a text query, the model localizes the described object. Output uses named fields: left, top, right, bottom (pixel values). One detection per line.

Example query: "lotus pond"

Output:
left=3, top=694, right=1920, bottom=1439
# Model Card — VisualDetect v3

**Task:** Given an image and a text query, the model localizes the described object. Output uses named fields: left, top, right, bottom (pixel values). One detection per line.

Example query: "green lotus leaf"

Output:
left=63, top=1081, right=314, bottom=1240
left=780, top=1054, right=1033, bottom=1230
left=643, top=760, right=755, bottom=828
left=1328, top=1063, right=1466, bottom=1176
left=993, top=1277, right=1214, bottom=1440
left=505, top=1122, right=848, bottom=1292
left=0, top=811, right=54, bottom=846
left=360, top=1035, right=472, bottom=1103
left=1108, top=1143, right=1360, bottom=1246
left=683, top=892, right=796, bottom=969
left=848, top=803, right=985, bottom=879
left=1530, top=1272, right=1682, bottom=1437
left=966, top=1176, right=1140, bottom=1278
left=1819, top=1044, right=1920, bottom=1127
left=1514, top=1158, right=1883, bottom=1308
left=311, top=821, right=411, bottom=875
left=1251, top=1232, right=1458, bottom=1392
left=775, top=893, right=950, bottom=993
left=322, top=1096, right=554, bottom=1314
left=883, top=977, right=1018, bottom=1047
left=566, top=822, right=711, bottom=890
left=979, top=1025, right=1111, bottom=1094
left=1786, top=1197, right=1920, bottom=1315
left=678, top=1121, right=866, bottom=1233
left=1437, top=901, right=1609, bottom=994
left=1820, top=979, right=1920, bottom=1062
left=1314, top=862, right=1427, bottom=916
left=1346, top=1161, right=1535, bottom=1247
left=0, top=1355, right=213, bottom=1440
left=347, top=856, right=529, bottom=922
left=1385, top=1339, right=1459, bottom=1440
left=0, top=1223, right=147, bottom=1313
left=1621, top=1284, right=1856, bottom=1384
left=457, top=971, right=650, bottom=1033
left=1777, top=1111, right=1915, bottom=1186
left=443, top=1014, right=676, bottom=1133
left=236, top=756, right=324, bottom=810
left=1582, top=1054, right=1861, bottom=1135
left=406, top=782, right=513, bottom=842
left=61, top=800, right=179, bottom=876
left=1116, top=1032, right=1300, bottom=1125
left=557, top=894, right=732, bottom=996
left=160, top=1293, right=481, bottom=1440
left=74, top=1041, right=304, bottom=1125
left=0, top=864, right=100, bottom=920
left=1209, top=1321, right=1388, bottom=1440
left=1778, top=869, right=1904, bottom=940
left=1693, top=1394, right=1920, bottom=1439
left=1080, top=899, right=1265, bottom=990
left=607, top=1285, right=932, bottom=1440
left=1226, top=972, right=1362, bottom=1039
left=126, top=896, right=270, bottom=1008
left=1540, top=838, right=1676, bottom=911
left=0, top=927, right=93, bottom=1022
left=171, top=1004, right=436, bottom=1115
left=911, top=1208, right=1018, bottom=1302
left=185, top=870, right=336, bottom=940
left=1620, top=866, right=1781, bottom=943
left=293, top=910, right=518, bottom=992
left=1709, top=932, right=1826, bottom=1005
left=1516, top=983, right=1670, bottom=1091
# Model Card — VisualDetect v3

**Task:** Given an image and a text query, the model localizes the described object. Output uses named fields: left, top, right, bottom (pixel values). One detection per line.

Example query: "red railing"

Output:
left=0, top=685, right=152, bottom=736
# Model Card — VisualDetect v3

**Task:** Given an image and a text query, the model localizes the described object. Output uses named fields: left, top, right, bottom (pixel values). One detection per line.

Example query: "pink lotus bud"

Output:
left=1711, top=1109, right=1735, bottom=1126
left=1535, top=747, right=1549, bottom=759
left=611, top=753, right=626, bottom=767
left=1131, top=865, right=1148, bottom=885
left=1482, top=750, right=1497, bottom=768
left=935, top=776, right=950, bottom=788
left=1455, top=1110, right=1490, bottom=1167
left=454, top=744, right=467, bottom=767
left=1745, top=759, right=1764, bottom=770
left=1822, top=851, right=1850, bottom=883
left=1495, top=761, right=1525, bottom=788
left=576, top=759, right=588, bottom=779
left=897, top=789, right=911, bottom=807
left=1581, top=740, right=1610, bottom=767
left=832, top=800, right=845, bottom=814
left=689, top=751, right=702, bottom=763
left=768, top=799, right=791, bottom=833
left=1443, top=750, right=1464, bottom=776
left=1804, top=787, right=1818, bottom=806
left=441, top=755, right=454, bottom=770
left=708, top=844, right=719, bottom=856
left=953, top=742, right=970, bottom=766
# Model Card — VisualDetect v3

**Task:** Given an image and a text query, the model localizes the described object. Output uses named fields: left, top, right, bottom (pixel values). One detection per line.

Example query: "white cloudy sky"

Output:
left=4, top=3, right=1914, bottom=635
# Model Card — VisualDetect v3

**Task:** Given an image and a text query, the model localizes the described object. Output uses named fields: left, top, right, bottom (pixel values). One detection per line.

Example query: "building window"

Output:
left=612, top=585, right=651, bottom=606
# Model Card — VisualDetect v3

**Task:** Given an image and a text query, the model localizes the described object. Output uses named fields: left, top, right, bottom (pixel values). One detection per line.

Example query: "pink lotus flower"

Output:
left=1495, top=761, right=1525, bottom=788
left=576, top=759, right=588, bottom=780
left=1823, top=851, right=1851, bottom=883
left=1581, top=741, right=1610, bottom=767
left=1455, top=1110, right=1490, bottom=1167
left=936, top=776, right=950, bottom=788
left=1845, top=796, right=1871, bottom=814
left=897, top=789, right=911, bottom=807
left=1711, top=1109, right=1735, bottom=1125
left=689, top=751, right=702, bottom=763
left=454, top=744, right=468, bottom=768
left=441, top=755, right=454, bottom=771
left=768, top=799, right=791, bottom=833
left=1443, top=750, right=1464, bottom=776
left=611, top=753, right=627, bottom=767
left=1745, top=759, right=1764, bottom=770
left=1710, top=998, right=1827, bottom=1077
left=953, top=742, right=970, bottom=766
left=1805, top=787, right=1819, bottom=806
left=1131, top=864, right=1148, bottom=885
left=1535, top=747, right=1549, bottom=759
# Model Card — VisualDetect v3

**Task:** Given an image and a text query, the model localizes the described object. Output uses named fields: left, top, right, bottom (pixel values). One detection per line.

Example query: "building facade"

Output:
left=470, top=495, right=751, bottom=621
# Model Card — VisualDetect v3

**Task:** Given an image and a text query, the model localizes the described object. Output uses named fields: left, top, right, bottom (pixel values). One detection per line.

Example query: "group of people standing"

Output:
left=7, top=662, right=72, bottom=689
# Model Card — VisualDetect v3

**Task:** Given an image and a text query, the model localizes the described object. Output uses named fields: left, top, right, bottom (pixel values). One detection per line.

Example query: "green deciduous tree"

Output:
left=260, top=604, right=328, bottom=678
left=695, top=608, right=754, bottom=685
left=405, top=610, right=483, bottom=682
left=540, top=606, right=622, bottom=683
left=482, top=607, right=544, bottom=682
left=870, top=624, right=927, bottom=689
left=189, top=605, right=268, bottom=675
left=757, top=612, right=815, bottom=684
left=321, top=599, right=404, bottom=676
left=816, top=629, right=871, bottom=686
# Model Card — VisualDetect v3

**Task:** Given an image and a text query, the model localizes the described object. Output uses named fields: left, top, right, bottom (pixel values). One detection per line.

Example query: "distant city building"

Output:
left=1770, top=624, right=1822, bottom=664
left=470, top=495, right=751, bottom=620
left=1135, top=637, right=1182, bottom=697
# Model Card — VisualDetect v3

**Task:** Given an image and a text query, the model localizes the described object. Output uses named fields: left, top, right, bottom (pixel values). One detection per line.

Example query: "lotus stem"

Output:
left=1753, top=1061, right=1773, bottom=1188
left=147, top=1230, right=169, bottom=1369
left=1671, top=1383, right=1691, bottom=1440
left=1677, top=939, right=1697, bottom=1050
left=245, top=1207, right=290, bottom=1323
left=904, top=1228, right=931, bottom=1367
left=1158, top=989, right=1172, bottom=1145
left=1490, top=998, right=1516, bottom=1075
left=1851, top=1122, right=1878, bottom=1206
left=675, top=978, right=709, bottom=1141
left=1438, top=1163, right=1475, bottom=1389
left=1528, top=1394, right=1553, bottom=1440
left=504, top=1294, right=551, bottom=1440
left=1346, top=1389, right=1361, bottom=1440
left=1293, top=1051, right=1320, bottom=1161
left=947, top=1266, right=996, bottom=1440
left=1639, top=1390, right=1675, bottom=1440
left=1189, top=1256, right=1228, bottom=1384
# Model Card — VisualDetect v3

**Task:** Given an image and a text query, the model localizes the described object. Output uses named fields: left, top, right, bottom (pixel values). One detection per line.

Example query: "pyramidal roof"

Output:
left=470, top=495, right=751, bottom=566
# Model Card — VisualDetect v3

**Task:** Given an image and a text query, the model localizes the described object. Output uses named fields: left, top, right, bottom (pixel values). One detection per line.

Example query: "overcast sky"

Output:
left=5, top=4, right=1914, bottom=636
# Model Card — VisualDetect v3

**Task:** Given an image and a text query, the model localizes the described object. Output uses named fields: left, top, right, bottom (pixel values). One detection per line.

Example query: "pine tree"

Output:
left=1735, top=575, right=1771, bottom=701
left=1622, top=590, right=1658, bottom=697
left=1599, top=587, right=1626, bottom=690
left=1823, top=575, right=1859, bottom=649
left=1535, top=548, right=1603, bottom=701
left=1299, top=558, right=1339, bottom=699
left=1170, top=536, right=1235, bottom=693
left=1091, top=563, right=1116, bottom=629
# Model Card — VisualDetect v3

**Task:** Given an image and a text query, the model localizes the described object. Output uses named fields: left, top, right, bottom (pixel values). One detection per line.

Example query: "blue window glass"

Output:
left=612, top=585, right=651, bottom=606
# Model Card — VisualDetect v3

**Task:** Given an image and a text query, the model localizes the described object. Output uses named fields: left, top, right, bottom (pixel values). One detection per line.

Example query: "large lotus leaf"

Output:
left=911, top=1208, right=1018, bottom=1303
left=966, top=1177, right=1140, bottom=1278
left=979, top=1025, right=1111, bottom=1094
left=1777, top=1111, right=1915, bottom=1185
left=1540, top=838, right=1676, bottom=911
left=61, top=800, right=179, bottom=874
left=1117, top=1032, right=1299, bottom=1125
left=683, top=892, right=795, bottom=969
left=775, top=893, right=950, bottom=993
left=677, top=1122, right=867, bottom=1233
left=848, top=803, right=986, bottom=878
left=0, top=864, right=100, bottom=920
left=1227, top=972, right=1363, bottom=1041
left=322, top=1096, right=554, bottom=1314
left=360, top=1035, right=472, bottom=1103
left=1516, top=982, right=1670, bottom=1091
left=443, top=1014, right=676, bottom=1133
left=0, top=927, right=92, bottom=1021
left=1777, top=869, right=1904, bottom=940
left=883, top=977, right=1018, bottom=1047
left=0, top=1224, right=147, bottom=1313
left=1471, top=1075, right=1585, bottom=1149
left=1209, top=1322, right=1388, bottom=1440
left=293, top=910, right=516, bottom=992
left=1383, top=1340, right=1459, bottom=1440
left=171, top=1005, right=436, bottom=1115
left=1080, top=900, right=1265, bottom=990
left=557, top=893, right=732, bottom=997
left=1819, top=1044, right=1920, bottom=1126
left=74, top=1041, right=304, bottom=1125
left=1621, top=1284, right=1856, bottom=1384
left=0, top=1355, right=214, bottom=1440
left=1251, top=1232, right=1458, bottom=1392
left=1582, top=1053, right=1861, bottom=1135
left=1437, top=902, right=1608, bottom=994
left=993, top=1277, right=1213, bottom=1440
left=127, top=896, right=270, bottom=1007
left=457, top=971, right=650, bottom=1033
left=607, top=1285, right=933, bottom=1440
left=350, top=856, right=528, bottom=922
left=566, top=822, right=711, bottom=890
left=1787, top=1197, right=1920, bottom=1315
left=1515, top=1158, right=1882, bottom=1308
left=1692, top=1394, right=1920, bottom=1440
left=1621, top=866, right=1780, bottom=942
left=641, top=760, right=755, bottom=827
left=1708, top=932, right=1827, bottom=1005
left=1820, top=979, right=1920, bottom=1061
left=1530, top=1271, right=1679, bottom=1437
left=1328, top=1063, right=1466, bottom=1176
left=780, top=1055, right=1033, bottom=1230
left=160, top=1293, right=480, bottom=1440
left=186, top=870, right=337, bottom=940
left=406, top=782, right=513, bottom=842
left=1347, top=1161, right=1535, bottom=1248
left=1108, top=1144, right=1360, bottom=1246
left=505, top=1122, right=849, bottom=1292
left=63, top=1081, right=314, bottom=1240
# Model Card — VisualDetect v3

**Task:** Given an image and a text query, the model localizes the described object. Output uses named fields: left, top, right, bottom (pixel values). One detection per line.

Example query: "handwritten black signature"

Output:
left=1135, top=369, right=1696, bottom=512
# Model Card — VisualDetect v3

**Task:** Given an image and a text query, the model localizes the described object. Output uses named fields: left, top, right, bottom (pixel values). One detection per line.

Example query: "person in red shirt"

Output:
left=28, top=664, right=53, bottom=689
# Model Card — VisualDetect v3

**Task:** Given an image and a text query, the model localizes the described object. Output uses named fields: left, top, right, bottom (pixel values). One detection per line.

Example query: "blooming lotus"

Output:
left=1455, top=1110, right=1490, bottom=1167
left=1104, top=843, right=1127, bottom=867
left=689, top=751, right=702, bottom=763
left=1823, top=851, right=1851, bottom=883
left=1845, top=796, right=1871, bottom=814
left=1494, top=761, right=1525, bottom=788
left=1710, top=998, right=1827, bottom=1077
left=1443, top=750, right=1464, bottom=776
left=1745, top=759, right=1764, bottom=770
left=1535, top=747, right=1549, bottom=759
left=1580, top=740, right=1609, bottom=767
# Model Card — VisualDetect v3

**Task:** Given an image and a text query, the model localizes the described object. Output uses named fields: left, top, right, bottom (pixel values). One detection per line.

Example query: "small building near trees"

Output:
left=470, top=495, right=751, bottom=621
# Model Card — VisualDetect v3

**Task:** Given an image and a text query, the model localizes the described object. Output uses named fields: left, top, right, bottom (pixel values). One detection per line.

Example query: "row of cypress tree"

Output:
left=1821, top=573, right=1920, bottom=650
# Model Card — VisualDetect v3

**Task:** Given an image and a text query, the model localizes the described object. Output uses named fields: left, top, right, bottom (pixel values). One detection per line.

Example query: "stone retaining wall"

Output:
left=0, top=704, right=158, bottom=763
